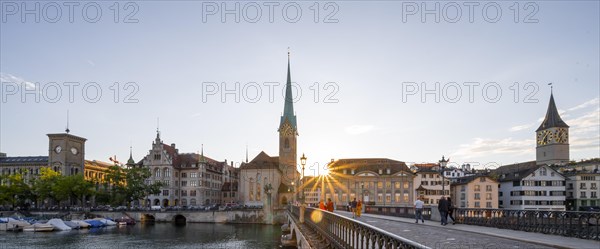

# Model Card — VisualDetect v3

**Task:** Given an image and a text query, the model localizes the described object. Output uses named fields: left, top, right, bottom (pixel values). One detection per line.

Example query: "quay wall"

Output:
left=85, top=209, right=287, bottom=224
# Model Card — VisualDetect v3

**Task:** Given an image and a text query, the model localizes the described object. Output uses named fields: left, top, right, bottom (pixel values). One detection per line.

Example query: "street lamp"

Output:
left=300, top=153, right=307, bottom=203
left=439, top=156, right=449, bottom=196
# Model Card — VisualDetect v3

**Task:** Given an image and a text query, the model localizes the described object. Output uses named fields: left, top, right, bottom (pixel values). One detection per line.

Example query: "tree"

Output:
left=53, top=174, right=95, bottom=207
left=124, top=166, right=163, bottom=207
left=0, top=173, right=32, bottom=209
left=32, top=167, right=61, bottom=208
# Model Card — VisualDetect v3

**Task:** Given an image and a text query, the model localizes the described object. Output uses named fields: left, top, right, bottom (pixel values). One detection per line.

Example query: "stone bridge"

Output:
left=89, top=209, right=287, bottom=224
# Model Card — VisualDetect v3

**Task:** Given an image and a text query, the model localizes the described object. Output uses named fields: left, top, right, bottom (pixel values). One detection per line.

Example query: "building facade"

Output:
left=451, top=175, right=498, bottom=209
left=564, top=171, right=600, bottom=210
left=328, top=158, right=414, bottom=207
left=412, top=164, right=451, bottom=205
left=496, top=162, right=566, bottom=210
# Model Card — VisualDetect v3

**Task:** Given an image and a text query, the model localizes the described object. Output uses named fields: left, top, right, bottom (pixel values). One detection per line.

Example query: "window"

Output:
left=403, top=191, right=409, bottom=202
left=155, top=168, right=160, bottom=178
left=394, top=193, right=400, bottom=202
left=190, top=180, right=198, bottom=187
left=190, top=172, right=197, bottom=178
left=385, top=181, right=391, bottom=189
left=486, top=193, right=492, bottom=200
left=480, top=177, right=486, bottom=182
left=162, top=190, right=169, bottom=196
left=377, top=182, right=383, bottom=189
left=403, top=182, right=409, bottom=189
left=474, top=193, right=481, bottom=200
left=164, top=180, right=170, bottom=187
left=181, top=190, right=187, bottom=196
left=377, top=193, right=383, bottom=202
left=249, top=178, right=254, bottom=201
left=580, top=192, right=587, bottom=198
left=378, top=169, right=382, bottom=174
left=190, top=190, right=196, bottom=196
left=181, top=181, right=187, bottom=187
left=386, top=169, right=390, bottom=174
left=540, top=167, right=547, bottom=176
left=486, top=202, right=492, bottom=208
left=164, top=168, right=171, bottom=177
left=486, top=185, right=492, bottom=191
left=182, top=173, right=187, bottom=178
left=581, top=183, right=587, bottom=189
left=395, top=182, right=400, bottom=189
left=474, top=185, right=481, bottom=191
left=385, top=194, right=391, bottom=203
left=474, top=202, right=480, bottom=208
left=592, top=183, right=597, bottom=190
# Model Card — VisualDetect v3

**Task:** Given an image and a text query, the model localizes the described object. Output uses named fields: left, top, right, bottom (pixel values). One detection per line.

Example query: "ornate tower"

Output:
left=536, top=89, right=569, bottom=165
left=278, top=51, right=298, bottom=182
left=48, top=130, right=86, bottom=176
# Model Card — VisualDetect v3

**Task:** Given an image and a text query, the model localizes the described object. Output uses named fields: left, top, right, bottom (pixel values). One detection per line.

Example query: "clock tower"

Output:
left=536, top=90, right=569, bottom=165
left=278, top=51, right=298, bottom=183
left=48, top=130, right=87, bottom=176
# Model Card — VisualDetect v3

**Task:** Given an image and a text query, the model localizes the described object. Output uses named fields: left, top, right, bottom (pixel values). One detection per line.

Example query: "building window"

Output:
left=474, top=193, right=481, bottom=200
left=486, top=202, right=492, bottom=208
left=182, top=173, right=187, bottom=178
left=378, top=169, right=382, bottom=174
left=377, top=182, right=383, bottom=189
left=385, top=181, right=391, bottom=189
left=181, top=181, right=187, bottom=187
left=474, top=185, right=481, bottom=191
left=486, top=185, right=492, bottom=191
left=540, top=167, right=547, bottom=176
left=394, top=193, right=400, bottom=202
left=162, top=190, right=169, bottom=196
left=403, top=191, right=409, bottom=202
left=190, top=190, right=196, bottom=196
left=486, top=193, right=492, bottom=200
left=164, top=180, right=170, bottom=187
left=191, top=172, right=197, bottom=178
left=395, top=182, right=400, bottom=189
left=190, top=180, right=198, bottom=187
left=403, top=182, right=409, bottom=189
left=155, top=168, right=160, bottom=178
left=181, top=190, right=187, bottom=196
left=377, top=193, right=383, bottom=202
left=581, top=183, right=587, bottom=189
left=385, top=194, right=391, bottom=203
left=474, top=202, right=480, bottom=208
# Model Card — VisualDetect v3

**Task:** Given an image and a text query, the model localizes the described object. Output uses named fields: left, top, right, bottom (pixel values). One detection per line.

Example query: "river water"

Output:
left=0, top=223, right=282, bottom=249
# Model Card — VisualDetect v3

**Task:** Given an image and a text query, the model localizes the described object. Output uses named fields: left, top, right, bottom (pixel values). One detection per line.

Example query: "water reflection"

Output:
left=0, top=223, right=282, bottom=249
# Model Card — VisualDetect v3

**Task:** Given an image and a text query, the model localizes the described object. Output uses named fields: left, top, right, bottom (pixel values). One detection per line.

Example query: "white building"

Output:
left=496, top=162, right=566, bottom=210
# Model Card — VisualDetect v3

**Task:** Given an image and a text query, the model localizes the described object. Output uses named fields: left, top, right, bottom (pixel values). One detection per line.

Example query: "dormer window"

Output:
left=378, top=169, right=382, bottom=174
left=351, top=169, right=355, bottom=175
left=386, top=169, right=390, bottom=174
left=343, top=169, right=347, bottom=174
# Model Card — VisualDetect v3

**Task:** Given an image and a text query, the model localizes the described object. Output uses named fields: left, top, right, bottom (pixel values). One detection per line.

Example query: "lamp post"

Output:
left=439, top=156, right=449, bottom=196
left=291, top=181, right=295, bottom=205
left=299, top=153, right=307, bottom=223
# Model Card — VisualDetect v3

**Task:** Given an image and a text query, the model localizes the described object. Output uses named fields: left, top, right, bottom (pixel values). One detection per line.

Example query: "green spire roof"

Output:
left=536, top=91, right=569, bottom=132
left=280, top=51, right=297, bottom=129
left=127, top=146, right=135, bottom=165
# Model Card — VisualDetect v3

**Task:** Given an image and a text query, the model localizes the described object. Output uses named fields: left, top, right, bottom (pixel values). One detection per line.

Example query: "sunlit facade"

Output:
left=326, top=158, right=414, bottom=207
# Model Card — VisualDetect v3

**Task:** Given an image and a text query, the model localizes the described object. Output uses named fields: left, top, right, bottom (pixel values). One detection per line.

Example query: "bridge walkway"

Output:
left=333, top=210, right=599, bottom=249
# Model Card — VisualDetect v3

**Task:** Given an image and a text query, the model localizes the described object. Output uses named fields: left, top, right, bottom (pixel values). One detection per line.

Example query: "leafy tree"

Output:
left=32, top=167, right=61, bottom=208
left=0, top=173, right=32, bottom=209
left=53, top=174, right=95, bottom=207
left=124, top=166, right=162, bottom=207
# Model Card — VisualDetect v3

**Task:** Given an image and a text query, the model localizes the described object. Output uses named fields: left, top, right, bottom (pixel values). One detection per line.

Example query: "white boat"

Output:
left=47, top=218, right=72, bottom=231
left=94, top=218, right=117, bottom=226
left=23, top=223, right=54, bottom=232
left=117, top=221, right=127, bottom=226
left=71, top=220, right=91, bottom=228
left=64, top=221, right=80, bottom=229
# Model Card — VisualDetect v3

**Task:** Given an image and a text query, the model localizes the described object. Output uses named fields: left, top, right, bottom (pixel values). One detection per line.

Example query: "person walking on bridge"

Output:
left=326, top=198, right=334, bottom=212
left=319, top=200, right=326, bottom=210
left=350, top=198, right=358, bottom=218
left=438, top=196, right=449, bottom=226
left=356, top=199, right=363, bottom=218
left=414, top=196, right=424, bottom=223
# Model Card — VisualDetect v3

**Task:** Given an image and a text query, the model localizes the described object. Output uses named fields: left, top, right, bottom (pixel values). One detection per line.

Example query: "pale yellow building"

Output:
left=450, top=175, right=499, bottom=209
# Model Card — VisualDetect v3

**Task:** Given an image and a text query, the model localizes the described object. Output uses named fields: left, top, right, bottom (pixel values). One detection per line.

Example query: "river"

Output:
left=0, top=223, right=283, bottom=249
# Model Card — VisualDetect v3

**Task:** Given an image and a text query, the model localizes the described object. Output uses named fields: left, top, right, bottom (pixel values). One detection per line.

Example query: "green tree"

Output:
left=32, top=167, right=61, bottom=208
left=0, top=173, right=32, bottom=209
left=124, top=166, right=162, bottom=207
left=53, top=174, right=95, bottom=207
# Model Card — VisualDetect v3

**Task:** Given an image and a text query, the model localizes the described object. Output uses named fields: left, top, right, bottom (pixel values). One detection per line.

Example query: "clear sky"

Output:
left=1, top=1, right=598, bottom=175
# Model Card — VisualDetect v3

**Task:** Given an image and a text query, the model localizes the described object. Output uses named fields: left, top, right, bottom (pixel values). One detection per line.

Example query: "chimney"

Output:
left=231, top=161, right=233, bottom=167
left=171, top=143, right=175, bottom=148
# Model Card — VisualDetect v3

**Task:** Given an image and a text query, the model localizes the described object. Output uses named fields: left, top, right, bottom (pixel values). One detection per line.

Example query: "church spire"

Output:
left=280, top=49, right=297, bottom=129
left=127, top=146, right=135, bottom=165
left=536, top=87, right=569, bottom=132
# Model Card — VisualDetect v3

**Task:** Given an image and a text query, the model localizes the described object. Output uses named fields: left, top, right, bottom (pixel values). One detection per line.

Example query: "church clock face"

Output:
left=55, top=146, right=62, bottom=153
left=281, top=123, right=294, bottom=136
left=537, top=130, right=552, bottom=145
left=555, top=128, right=568, bottom=143
left=71, top=147, right=78, bottom=155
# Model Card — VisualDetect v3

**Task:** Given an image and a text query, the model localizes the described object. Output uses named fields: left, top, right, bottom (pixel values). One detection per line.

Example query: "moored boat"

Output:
left=23, top=223, right=54, bottom=232
left=47, top=218, right=72, bottom=231
left=64, top=221, right=80, bottom=229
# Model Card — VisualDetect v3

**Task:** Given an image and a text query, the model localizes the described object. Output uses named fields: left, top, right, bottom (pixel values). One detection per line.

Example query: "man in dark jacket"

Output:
left=438, top=196, right=449, bottom=225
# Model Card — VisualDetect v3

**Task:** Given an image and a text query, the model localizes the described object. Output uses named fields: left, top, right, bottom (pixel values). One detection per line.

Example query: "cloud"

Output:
left=0, top=72, right=37, bottom=90
left=568, top=98, right=599, bottom=112
left=345, top=125, right=374, bottom=135
left=451, top=137, right=535, bottom=159
left=509, top=123, right=534, bottom=132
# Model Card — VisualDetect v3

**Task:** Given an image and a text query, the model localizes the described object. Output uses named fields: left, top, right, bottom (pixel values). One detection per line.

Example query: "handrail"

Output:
left=290, top=205, right=430, bottom=249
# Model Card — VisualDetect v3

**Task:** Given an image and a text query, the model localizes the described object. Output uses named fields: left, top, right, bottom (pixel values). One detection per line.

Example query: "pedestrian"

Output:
left=447, top=197, right=456, bottom=225
left=326, top=198, right=334, bottom=212
left=356, top=199, right=362, bottom=218
left=414, top=196, right=424, bottom=223
left=350, top=198, right=357, bottom=218
left=319, top=200, right=326, bottom=210
left=438, top=196, right=449, bottom=226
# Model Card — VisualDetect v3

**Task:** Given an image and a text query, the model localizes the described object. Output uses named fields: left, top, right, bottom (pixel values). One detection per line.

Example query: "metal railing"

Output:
left=364, top=206, right=432, bottom=220
left=455, top=208, right=600, bottom=240
left=290, top=205, right=430, bottom=249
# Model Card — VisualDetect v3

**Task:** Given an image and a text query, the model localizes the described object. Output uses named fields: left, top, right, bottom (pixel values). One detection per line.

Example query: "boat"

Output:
left=23, top=223, right=54, bottom=232
left=117, top=221, right=127, bottom=226
left=47, top=218, right=72, bottom=231
left=84, top=219, right=105, bottom=228
left=71, top=220, right=91, bottom=228
left=94, top=218, right=117, bottom=226
left=115, top=217, right=136, bottom=225
left=64, top=221, right=80, bottom=229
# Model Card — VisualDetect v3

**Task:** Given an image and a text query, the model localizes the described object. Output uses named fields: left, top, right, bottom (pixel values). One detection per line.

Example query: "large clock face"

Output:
left=281, top=123, right=294, bottom=136
left=537, top=130, right=552, bottom=145
left=55, top=146, right=62, bottom=153
left=555, top=128, right=568, bottom=143
left=71, top=147, right=78, bottom=155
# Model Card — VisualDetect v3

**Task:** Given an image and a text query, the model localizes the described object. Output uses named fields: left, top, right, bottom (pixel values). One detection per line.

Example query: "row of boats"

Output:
left=0, top=217, right=135, bottom=232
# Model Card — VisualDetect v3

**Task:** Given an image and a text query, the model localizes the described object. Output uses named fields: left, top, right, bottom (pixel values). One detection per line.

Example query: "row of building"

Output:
left=2, top=54, right=598, bottom=211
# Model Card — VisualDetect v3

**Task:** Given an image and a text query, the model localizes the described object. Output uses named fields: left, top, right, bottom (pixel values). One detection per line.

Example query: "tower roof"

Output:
left=536, top=92, right=569, bottom=132
left=280, top=51, right=297, bottom=129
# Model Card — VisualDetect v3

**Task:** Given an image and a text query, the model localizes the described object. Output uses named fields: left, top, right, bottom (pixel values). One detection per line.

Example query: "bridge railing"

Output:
left=290, top=205, right=430, bottom=249
left=364, top=206, right=432, bottom=220
left=455, top=208, right=599, bottom=240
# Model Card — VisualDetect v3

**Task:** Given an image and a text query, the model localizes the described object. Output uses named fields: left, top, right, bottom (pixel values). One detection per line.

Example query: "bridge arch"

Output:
left=142, top=214, right=155, bottom=223
left=174, top=214, right=187, bottom=224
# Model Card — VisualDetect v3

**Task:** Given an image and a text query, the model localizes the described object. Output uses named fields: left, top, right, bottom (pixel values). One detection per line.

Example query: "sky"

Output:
left=1, top=1, right=599, bottom=176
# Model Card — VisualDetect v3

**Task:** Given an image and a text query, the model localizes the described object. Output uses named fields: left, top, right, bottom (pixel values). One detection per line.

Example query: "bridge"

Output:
left=284, top=206, right=600, bottom=249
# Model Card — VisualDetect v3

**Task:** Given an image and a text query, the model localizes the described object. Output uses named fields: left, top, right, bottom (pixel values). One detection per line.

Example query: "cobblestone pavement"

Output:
left=335, top=211, right=556, bottom=249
